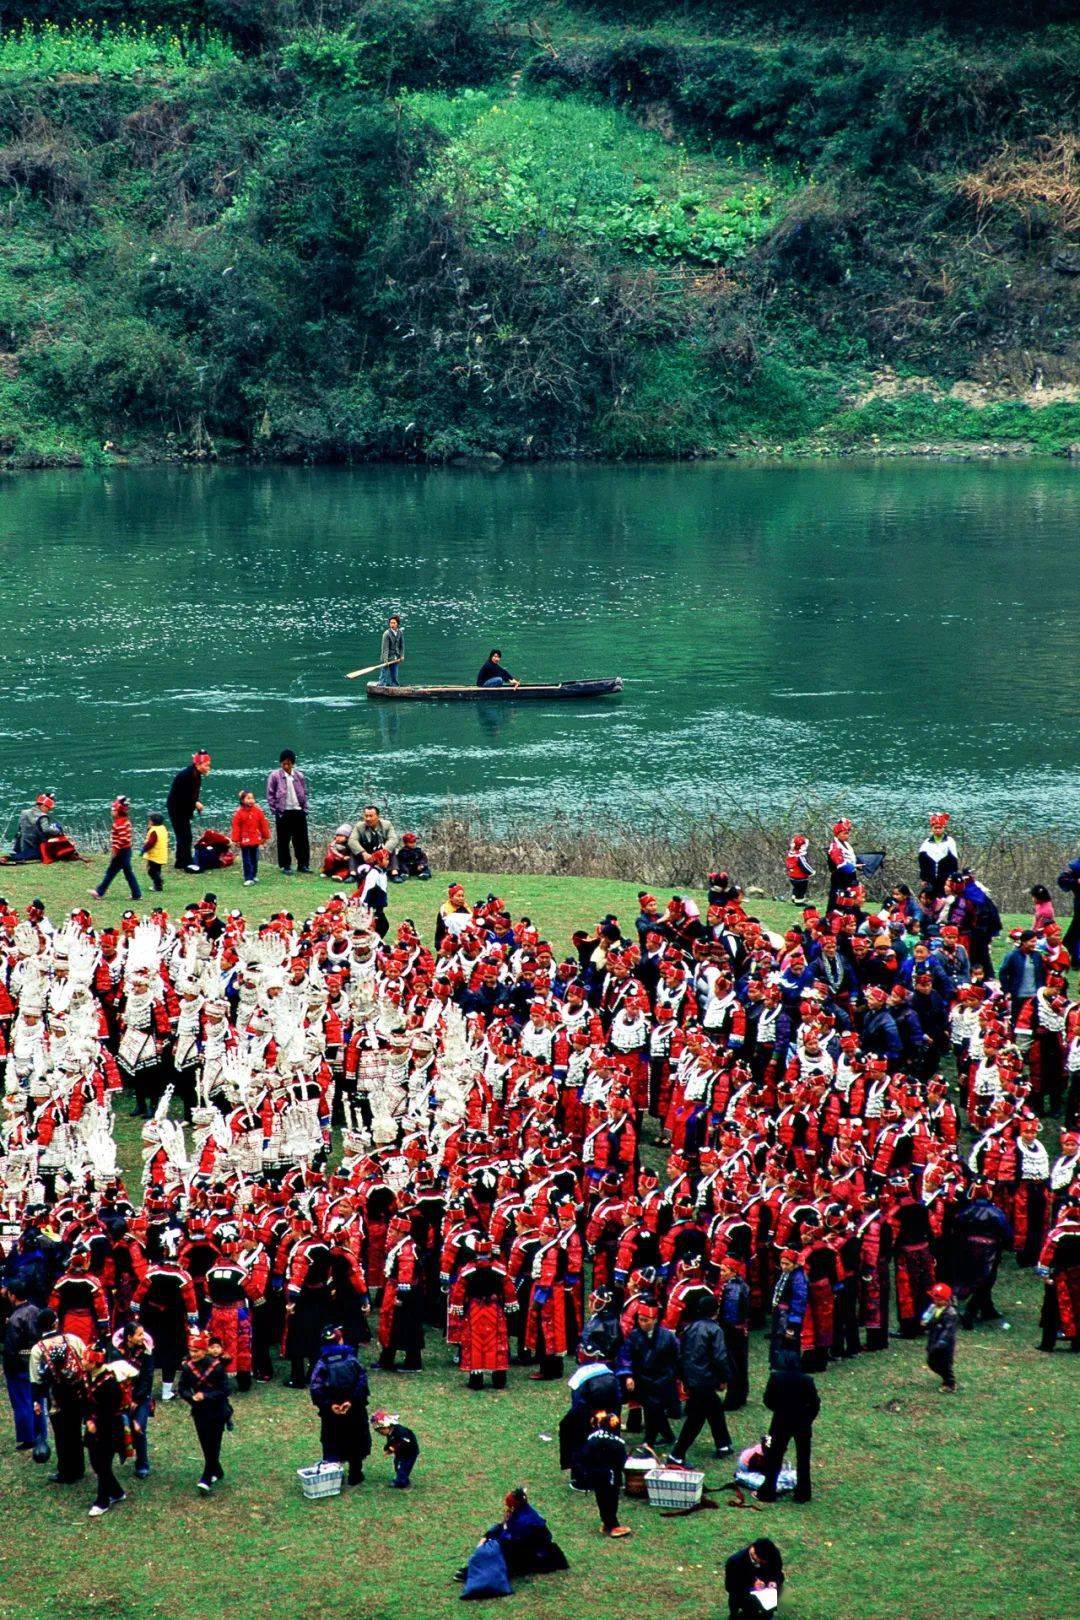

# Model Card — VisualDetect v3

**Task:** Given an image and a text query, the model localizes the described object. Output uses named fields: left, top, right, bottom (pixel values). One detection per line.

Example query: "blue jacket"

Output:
left=862, top=1007, right=902, bottom=1064
left=998, top=948, right=1046, bottom=1000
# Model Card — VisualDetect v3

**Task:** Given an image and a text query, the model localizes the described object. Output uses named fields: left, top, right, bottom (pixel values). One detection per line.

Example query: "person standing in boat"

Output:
left=377, top=615, right=404, bottom=687
left=476, top=650, right=520, bottom=689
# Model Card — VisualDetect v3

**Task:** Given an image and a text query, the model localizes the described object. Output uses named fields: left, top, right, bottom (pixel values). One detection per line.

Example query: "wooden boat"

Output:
left=366, top=677, right=622, bottom=702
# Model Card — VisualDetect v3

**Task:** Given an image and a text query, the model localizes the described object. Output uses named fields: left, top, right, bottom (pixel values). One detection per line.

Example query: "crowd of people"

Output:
left=0, top=803, right=1076, bottom=1592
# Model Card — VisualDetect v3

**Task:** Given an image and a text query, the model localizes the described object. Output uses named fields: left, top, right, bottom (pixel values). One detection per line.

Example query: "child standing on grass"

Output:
left=141, top=813, right=168, bottom=893
left=372, top=1410, right=419, bottom=1488
left=1030, top=884, right=1056, bottom=931
left=785, top=835, right=814, bottom=903
left=922, top=1283, right=959, bottom=1392
left=231, top=791, right=271, bottom=887
left=90, top=796, right=142, bottom=902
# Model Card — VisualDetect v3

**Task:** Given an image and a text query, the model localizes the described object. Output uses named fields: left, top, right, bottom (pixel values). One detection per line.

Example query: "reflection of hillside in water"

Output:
left=0, top=462, right=1075, bottom=830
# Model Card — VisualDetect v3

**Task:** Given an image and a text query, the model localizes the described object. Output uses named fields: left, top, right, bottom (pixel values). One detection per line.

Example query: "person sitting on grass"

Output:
left=322, top=824, right=353, bottom=881
left=725, top=1538, right=785, bottom=1618
left=479, top=1487, right=569, bottom=1576
left=396, top=831, right=433, bottom=881
left=11, top=793, right=75, bottom=864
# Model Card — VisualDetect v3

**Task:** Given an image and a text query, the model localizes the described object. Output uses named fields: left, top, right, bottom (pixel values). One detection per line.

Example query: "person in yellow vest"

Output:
left=141, top=813, right=169, bottom=893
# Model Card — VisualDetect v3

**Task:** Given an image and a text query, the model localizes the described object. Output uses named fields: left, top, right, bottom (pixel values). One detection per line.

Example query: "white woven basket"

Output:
left=644, top=1466, right=705, bottom=1509
left=297, top=1462, right=345, bottom=1500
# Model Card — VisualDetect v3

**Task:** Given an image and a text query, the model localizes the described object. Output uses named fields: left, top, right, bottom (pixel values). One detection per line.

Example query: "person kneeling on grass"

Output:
left=231, top=791, right=271, bottom=887
left=176, top=1331, right=233, bottom=1494
left=922, top=1282, right=959, bottom=1392
left=577, top=1411, right=631, bottom=1540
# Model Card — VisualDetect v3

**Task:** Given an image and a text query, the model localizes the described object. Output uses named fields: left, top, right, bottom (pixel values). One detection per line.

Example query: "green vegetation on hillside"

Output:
left=0, top=1, right=1077, bottom=465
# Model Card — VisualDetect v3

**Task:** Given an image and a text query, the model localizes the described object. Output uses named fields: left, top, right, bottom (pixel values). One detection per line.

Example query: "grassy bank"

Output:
left=0, top=862, right=1076, bottom=1620
left=0, top=3, right=1078, bottom=465
left=46, top=801, right=1080, bottom=914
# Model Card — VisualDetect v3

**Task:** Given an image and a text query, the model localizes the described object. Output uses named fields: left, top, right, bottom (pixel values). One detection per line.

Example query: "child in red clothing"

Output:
left=231, top=791, right=271, bottom=886
left=90, top=796, right=142, bottom=902
left=785, top=835, right=814, bottom=903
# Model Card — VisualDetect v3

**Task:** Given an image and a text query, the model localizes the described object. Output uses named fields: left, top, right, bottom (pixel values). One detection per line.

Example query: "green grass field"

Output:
left=0, top=862, right=1075, bottom=1620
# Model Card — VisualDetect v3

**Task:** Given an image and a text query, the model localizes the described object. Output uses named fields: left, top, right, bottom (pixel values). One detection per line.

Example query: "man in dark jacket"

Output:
left=669, top=1291, right=732, bottom=1464
left=616, top=1299, right=679, bottom=1448
left=756, top=1365, right=820, bottom=1503
left=166, top=750, right=211, bottom=871
left=309, top=1326, right=371, bottom=1487
left=998, top=932, right=1047, bottom=1020
left=861, top=987, right=902, bottom=1065
left=725, top=1538, right=785, bottom=1618
left=3, top=1284, right=46, bottom=1451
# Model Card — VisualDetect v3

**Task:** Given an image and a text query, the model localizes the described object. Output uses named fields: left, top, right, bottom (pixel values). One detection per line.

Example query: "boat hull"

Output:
left=366, top=678, right=622, bottom=702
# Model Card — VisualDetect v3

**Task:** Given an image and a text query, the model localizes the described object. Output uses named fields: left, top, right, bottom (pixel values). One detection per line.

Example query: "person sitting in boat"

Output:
left=10, top=794, right=78, bottom=864
left=477, top=650, right=520, bottom=689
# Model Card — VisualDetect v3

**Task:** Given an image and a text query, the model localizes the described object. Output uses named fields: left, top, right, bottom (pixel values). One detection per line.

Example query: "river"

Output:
left=1, top=461, right=1077, bottom=838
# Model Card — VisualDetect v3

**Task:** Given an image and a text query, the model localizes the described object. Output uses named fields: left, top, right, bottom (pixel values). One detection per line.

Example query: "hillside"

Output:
left=0, top=0, right=1078, bottom=464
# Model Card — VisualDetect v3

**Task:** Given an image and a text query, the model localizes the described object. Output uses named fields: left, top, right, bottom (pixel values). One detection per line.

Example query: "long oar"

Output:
left=345, top=659, right=403, bottom=681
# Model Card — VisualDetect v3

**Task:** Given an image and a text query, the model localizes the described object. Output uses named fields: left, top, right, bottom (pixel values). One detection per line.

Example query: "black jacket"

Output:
left=678, top=1318, right=732, bottom=1394
left=166, top=764, right=202, bottom=821
left=617, top=1323, right=679, bottom=1404
left=763, top=1367, right=820, bottom=1426
left=2, top=1301, right=43, bottom=1376
left=725, top=1542, right=784, bottom=1617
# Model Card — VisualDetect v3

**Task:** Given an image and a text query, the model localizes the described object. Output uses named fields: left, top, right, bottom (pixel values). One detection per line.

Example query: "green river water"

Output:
left=0, top=460, right=1077, bottom=838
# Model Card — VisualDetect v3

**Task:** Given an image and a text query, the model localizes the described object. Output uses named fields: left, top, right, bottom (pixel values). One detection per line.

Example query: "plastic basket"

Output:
left=644, top=1466, right=705, bottom=1509
left=297, top=1462, right=345, bottom=1500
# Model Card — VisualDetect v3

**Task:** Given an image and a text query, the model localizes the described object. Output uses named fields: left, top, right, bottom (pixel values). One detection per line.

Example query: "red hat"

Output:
left=928, top=1283, right=952, bottom=1305
left=833, top=818, right=852, bottom=835
left=35, top=792, right=55, bottom=810
left=402, top=832, right=418, bottom=845
left=192, top=751, right=211, bottom=767
left=928, top=811, right=950, bottom=826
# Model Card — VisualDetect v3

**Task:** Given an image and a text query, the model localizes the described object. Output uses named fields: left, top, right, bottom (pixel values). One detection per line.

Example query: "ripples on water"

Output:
left=0, top=462, right=1077, bottom=834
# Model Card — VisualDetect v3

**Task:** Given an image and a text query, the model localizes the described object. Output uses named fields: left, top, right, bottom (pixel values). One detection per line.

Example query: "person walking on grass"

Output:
left=922, top=1282, right=959, bottom=1392
left=90, top=797, right=141, bottom=902
left=230, top=791, right=271, bottom=887
left=266, top=748, right=311, bottom=874
left=84, top=1346, right=130, bottom=1518
left=175, top=1331, right=233, bottom=1494
left=668, top=1290, right=733, bottom=1467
